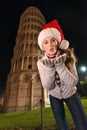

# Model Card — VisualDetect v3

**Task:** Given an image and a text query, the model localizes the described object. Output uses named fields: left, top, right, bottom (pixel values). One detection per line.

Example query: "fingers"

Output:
left=45, top=59, right=51, bottom=65
left=54, top=54, right=66, bottom=65
left=42, top=59, right=54, bottom=67
left=41, top=53, right=66, bottom=67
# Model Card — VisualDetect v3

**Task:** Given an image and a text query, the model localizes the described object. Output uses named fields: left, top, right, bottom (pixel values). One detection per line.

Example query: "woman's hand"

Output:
left=42, top=59, right=54, bottom=68
left=54, top=53, right=66, bottom=66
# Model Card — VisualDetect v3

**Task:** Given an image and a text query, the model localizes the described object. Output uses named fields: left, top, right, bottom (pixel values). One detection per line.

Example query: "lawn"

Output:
left=0, top=98, right=87, bottom=129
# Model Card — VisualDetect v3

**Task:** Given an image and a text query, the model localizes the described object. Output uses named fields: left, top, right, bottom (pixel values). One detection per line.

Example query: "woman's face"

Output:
left=42, top=37, right=59, bottom=55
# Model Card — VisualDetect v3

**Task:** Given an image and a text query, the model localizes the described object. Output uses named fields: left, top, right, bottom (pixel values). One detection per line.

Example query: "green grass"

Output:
left=0, top=99, right=87, bottom=129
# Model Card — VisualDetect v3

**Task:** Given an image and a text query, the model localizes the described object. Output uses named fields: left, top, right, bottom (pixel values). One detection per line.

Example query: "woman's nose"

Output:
left=49, top=41, right=52, bottom=46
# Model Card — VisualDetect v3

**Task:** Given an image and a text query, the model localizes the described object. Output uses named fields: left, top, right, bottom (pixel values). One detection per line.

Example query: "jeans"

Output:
left=50, top=92, right=87, bottom=130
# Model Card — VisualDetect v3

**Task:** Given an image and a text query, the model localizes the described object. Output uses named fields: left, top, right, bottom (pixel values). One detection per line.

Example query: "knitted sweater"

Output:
left=37, top=55, right=79, bottom=99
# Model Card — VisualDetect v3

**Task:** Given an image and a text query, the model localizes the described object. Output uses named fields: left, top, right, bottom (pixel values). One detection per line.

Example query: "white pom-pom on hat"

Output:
left=38, top=19, right=69, bottom=50
left=59, top=40, right=69, bottom=50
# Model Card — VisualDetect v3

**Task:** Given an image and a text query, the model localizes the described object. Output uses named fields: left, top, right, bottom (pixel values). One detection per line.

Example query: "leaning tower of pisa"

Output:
left=3, top=6, right=50, bottom=112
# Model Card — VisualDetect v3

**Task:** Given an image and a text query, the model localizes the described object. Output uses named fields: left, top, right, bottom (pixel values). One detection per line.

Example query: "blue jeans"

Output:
left=50, top=92, right=87, bottom=130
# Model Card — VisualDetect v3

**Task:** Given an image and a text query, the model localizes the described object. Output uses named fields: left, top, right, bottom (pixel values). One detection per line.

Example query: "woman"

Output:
left=37, top=19, right=87, bottom=130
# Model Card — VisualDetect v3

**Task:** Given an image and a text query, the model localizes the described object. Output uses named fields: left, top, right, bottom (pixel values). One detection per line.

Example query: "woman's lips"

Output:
left=49, top=48, right=54, bottom=51
left=49, top=47, right=56, bottom=52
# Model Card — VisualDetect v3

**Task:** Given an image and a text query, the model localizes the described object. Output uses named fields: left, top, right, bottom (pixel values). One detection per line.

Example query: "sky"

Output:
left=0, top=0, right=87, bottom=96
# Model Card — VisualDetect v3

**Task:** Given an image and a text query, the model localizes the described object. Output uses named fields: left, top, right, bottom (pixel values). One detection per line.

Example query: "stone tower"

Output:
left=3, top=6, right=50, bottom=112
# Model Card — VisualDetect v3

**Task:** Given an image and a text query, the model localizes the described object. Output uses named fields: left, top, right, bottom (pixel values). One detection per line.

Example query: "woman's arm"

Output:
left=56, top=63, right=79, bottom=86
left=37, top=60, right=55, bottom=90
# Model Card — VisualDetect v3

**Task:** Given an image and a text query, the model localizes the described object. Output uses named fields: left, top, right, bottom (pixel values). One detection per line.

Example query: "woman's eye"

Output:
left=53, top=39, right=55, bottom=42
left=52, top=39, right=56, bottom=42
left=44, top=41, right=48, bottom=44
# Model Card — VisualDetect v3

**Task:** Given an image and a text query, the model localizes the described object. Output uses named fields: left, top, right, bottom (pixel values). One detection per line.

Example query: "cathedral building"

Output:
left=3, top=6, right=50, bottom=112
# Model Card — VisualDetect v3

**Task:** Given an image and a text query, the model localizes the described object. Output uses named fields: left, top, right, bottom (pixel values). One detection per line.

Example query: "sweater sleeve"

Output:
left=56, top=63, right=79, bottom=86
left=37, top=60, right=56, bottom=90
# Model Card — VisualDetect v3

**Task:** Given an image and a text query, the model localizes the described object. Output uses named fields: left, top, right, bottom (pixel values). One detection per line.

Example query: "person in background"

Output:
left=37, top=19, right=87, bottom=130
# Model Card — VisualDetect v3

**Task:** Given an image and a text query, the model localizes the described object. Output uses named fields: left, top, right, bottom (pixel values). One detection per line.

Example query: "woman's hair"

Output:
left=59, top=48, right=77, bottom=69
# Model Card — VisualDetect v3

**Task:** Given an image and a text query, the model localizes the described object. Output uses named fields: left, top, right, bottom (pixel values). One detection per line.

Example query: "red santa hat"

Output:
left=38, top=19, right=69, bottom=50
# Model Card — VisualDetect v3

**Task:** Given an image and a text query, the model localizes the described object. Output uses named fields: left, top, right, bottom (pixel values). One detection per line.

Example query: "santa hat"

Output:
left=38, top=19, right=69, bottom=50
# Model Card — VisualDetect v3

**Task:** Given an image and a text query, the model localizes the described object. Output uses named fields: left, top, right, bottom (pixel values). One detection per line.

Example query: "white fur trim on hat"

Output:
left=38, top=28, right=61, bottom=50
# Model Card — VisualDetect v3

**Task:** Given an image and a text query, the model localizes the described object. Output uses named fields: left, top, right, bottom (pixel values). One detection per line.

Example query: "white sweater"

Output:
left=37, top=55, right=79, bottom=99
